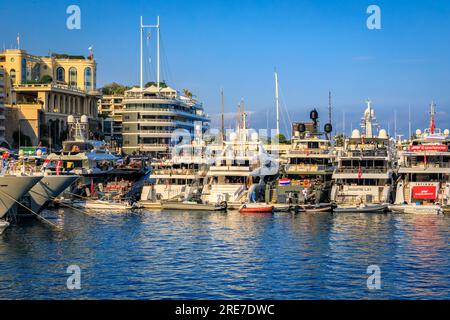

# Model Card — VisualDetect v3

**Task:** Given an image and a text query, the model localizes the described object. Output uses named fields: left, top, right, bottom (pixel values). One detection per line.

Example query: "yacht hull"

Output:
left=0, top=220, right=9, bottom=235
left=389, top=204, right=442, bottom=215
left=334, top=203, right=389, bottom=214
left=28, top=175, right=79, bottom=214
left=0, top=176, right=43, bottom=219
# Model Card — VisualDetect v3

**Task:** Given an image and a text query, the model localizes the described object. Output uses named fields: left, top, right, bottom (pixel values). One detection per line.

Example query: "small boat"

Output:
left=273, top=204, right=292, bottom=212
left=162, top=200, right=227, bottom=211
left=239, top=203, right=274, bottom=214
left=389, top=204, right=442, bottom=215
left=294, top=203, right=333, bottom=213
left=333, top=203, right=388, bottom=214
left=0, top=220, right=9, bottom=235
left=72, top=199, right=142, bottom=211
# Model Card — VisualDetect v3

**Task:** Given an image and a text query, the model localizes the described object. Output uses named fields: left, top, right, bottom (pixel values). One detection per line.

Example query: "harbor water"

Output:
left=1, top=209, right=450, bottom=299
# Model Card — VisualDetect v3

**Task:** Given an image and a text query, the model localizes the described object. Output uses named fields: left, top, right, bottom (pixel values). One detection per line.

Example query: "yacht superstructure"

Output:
left=45, top=115, right=118, bottom=183
left=140, top=136, right=210, bottom=202
left=201, top=112, right=278, bottom=209
left=274, top=109, right=334, bottom=205
left=391, top=103, right=449, bottom=214
left=331, top=101, right=395, bottom=212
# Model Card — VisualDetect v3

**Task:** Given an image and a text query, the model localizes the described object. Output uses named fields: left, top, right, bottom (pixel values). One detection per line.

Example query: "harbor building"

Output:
left=122, top=85, right=210, bottom=157
left=0, top=49, right=101, bottom=148
left=98, top=94, right=124, bottom=147
left=0, top=67, right=7, bottom=147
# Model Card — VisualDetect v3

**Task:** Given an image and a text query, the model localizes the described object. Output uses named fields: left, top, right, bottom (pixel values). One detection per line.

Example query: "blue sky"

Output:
left=1, top=0, right=450, bottom=137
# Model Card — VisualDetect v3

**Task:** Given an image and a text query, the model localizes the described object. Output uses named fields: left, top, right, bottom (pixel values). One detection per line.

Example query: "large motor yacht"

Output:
left=390, top=103, right=449, bottom=214
left=45, top=115, right=119, bottom=185
left=273, top=109, right=334, bottom=207
left=331, top=100, right=396, bottom=213
left=201, top=112, right=278, bottom=209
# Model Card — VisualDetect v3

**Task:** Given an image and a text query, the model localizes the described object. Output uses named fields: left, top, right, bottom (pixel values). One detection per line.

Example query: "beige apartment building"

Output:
left=0, top=67, right=7, bottom=147
left=98, top=94, right=124, bottom=146
left=0, top=49, right=101, bottom=148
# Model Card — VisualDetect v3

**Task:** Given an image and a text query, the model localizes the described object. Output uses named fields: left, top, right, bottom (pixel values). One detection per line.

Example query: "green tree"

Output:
left=274, top=133, right=290, bottom=144
left=101, top=83, right=131, bottom=95
left=145, top=81, right=168, bottom=88
left=334, top=134, right=345, bottom=147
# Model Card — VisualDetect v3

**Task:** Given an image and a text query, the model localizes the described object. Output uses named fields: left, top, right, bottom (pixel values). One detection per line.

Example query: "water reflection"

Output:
left=1, top=209, right=450, bottom=299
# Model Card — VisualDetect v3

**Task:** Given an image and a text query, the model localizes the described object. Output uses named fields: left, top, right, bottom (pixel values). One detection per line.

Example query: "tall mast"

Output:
left=140, top=16, right=143, bottom=90
left=156, top=16, right=160, bottom=92
left=274, top=70, right=280, bottom=136
left=221, top=88, right=225, bottom=141
left=408, top=104, right=412, bottom=139
left=328, top=90, right=332, bottom=124
left=140, top=16, right=160, bottom=91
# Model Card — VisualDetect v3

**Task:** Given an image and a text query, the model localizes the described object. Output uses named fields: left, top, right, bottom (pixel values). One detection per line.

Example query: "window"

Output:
left=56, top=67, right=65, bottom=82
left=10, top=69, right=16, bottom=83
left=84, top=67, right=92, bottom=91
left=69, top=67, right=77, bottom=87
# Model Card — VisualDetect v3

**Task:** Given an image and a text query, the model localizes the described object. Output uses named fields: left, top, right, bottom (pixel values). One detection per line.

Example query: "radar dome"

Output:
left=378, top=129, right=388, bottom=139
left=351, top=129, right=361, bottom=139
left=416, top=129, right=422, bottom=136
left=81, top=115, right=88, bottom=123
left=445, top=129, right=450, bottom=136
left=67, top=115, right=75, bottom=123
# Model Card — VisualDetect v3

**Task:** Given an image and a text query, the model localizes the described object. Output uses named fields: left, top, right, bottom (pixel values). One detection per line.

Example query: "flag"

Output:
left=42, top=158, right=51, bottom=169
left=358, top=164, right=362, bottom=179
left=56, top=160, right=62, bottom=175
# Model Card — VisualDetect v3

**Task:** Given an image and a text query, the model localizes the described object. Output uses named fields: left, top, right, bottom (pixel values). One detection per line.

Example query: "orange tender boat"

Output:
left=239, top=203, right=274, bottom=214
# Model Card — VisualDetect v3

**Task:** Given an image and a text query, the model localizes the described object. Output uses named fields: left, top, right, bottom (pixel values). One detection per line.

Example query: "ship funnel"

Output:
left=351, top=129, right=361, bottom=139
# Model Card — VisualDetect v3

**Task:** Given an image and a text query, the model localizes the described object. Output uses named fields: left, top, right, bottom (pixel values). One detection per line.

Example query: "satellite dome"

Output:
left=416, top=129, right=422, bottom=136
left=378, top=129, right=388, bottom=139
left=444, top=129, right=450, bottom=136
left=230, top=132, right=237, bottom=141
left=81, top=115, right=88, bottom=123
left=351, top=129, right=361, bottom=139
left=251, top=132, right=259, bottom=142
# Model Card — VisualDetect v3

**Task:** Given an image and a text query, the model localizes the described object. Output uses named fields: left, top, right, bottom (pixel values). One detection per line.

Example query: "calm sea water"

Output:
left=1, top=209, right=449, bottom=299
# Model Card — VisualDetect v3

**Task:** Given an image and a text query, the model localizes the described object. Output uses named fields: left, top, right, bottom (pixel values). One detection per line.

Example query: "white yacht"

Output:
left=7, top=155, right=79, bottom=214
left=45, top=115, right=118, bottom=184
left=201, top=113, right=278, bottom=209
left=390, top=103, right=449, bottom=214
left=0, top=175, right=43, bottom=219
left=140, top=137, right=210, bottom=203
left=0, top=220, right=9, bottom=234
left=274, top=109, right=334, bottom=208
left=331, top=100, right=395, bottom=213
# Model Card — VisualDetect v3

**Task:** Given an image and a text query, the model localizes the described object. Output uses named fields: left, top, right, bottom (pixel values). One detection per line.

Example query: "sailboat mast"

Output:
left=221, top=88, right=225, bottom=141
left=140, top=16, right=143, bottom=90
left=408, top=104, right=412, bottom=139
left=156, top=16, right=160, bottom=92
left=274, top=71, right=280, bottom=136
